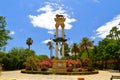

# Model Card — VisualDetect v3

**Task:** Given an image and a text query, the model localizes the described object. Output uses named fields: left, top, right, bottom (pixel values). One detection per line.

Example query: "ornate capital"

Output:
left=54, top=14, right=66, bottom=28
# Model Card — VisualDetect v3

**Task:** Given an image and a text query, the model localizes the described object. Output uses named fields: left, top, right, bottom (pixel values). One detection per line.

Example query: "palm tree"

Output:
left=107, top=26, right=120, bottom=40
left=110, top=26, right=118, bottom=39
left=79, top=37, right=93, bottom=58
left=46, top=41, right=53, bottom=59
left=71, top=43, right=79, bottom=59
left=26, top=37, right=33, bottom=50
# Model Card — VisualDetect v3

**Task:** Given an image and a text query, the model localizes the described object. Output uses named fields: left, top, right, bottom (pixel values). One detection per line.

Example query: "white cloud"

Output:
left=95, top=14, right=120, bottom=39
left=29, top=2, right=76, bottom=30
left=9, top=31, right=15, bottom=35
left=42, top=39, right=52, bottom=44
left=48, top=30, right=54, bottom=35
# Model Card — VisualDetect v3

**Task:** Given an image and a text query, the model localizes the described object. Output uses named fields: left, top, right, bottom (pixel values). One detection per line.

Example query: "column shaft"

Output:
left=62, top=27, right=65, bottom=58
left=55, top=27, right=59, bottom=58
left=55, top=43, right=58, bottom=58
left=56, top=27, right=58, bottom=38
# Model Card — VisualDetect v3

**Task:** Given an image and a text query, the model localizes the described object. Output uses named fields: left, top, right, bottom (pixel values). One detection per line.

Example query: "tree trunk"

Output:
left=85, top=45, right=89, bottom=58
left=28, top=45, right=30, bottom=50
left=75, top=52, right=76, bottom=59
left=50, top=49, right=52, bottom=59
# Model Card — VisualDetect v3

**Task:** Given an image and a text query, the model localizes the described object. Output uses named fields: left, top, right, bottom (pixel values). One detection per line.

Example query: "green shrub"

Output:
left=24, top=56, right=39, bottom=70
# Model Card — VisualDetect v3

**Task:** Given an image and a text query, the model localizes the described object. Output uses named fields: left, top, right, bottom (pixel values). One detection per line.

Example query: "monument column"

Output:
left=61, top=25, right=65, bottom=58
left=54, top=14, right=66, bottom=59
left=55, top=26, right=59, bottom=58
left=52, top=14, right=67, bottom=73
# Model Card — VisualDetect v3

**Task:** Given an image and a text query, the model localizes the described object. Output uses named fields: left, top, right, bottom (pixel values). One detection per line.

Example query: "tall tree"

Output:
left=71, top=43, right=79, bottom=59
left=106, top=26, right=120, bottom=40
left=0, top=16, right=12, bottom=50
left=26, top=37, right=33, bottom=50
left=79, top=37, right=93, bottom=58
left=46, top=41, right=53, bottom=59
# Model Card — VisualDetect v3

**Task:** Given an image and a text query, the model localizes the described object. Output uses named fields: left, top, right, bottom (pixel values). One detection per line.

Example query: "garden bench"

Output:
left=110, top=75, right=120, bottom=80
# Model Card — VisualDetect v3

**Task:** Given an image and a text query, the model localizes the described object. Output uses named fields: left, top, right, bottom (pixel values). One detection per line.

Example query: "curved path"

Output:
left=0, top=70, right=120, bottom=80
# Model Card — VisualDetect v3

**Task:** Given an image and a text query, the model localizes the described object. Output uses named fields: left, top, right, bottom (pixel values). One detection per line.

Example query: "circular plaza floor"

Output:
left=0, top=70, right=120, bottom=80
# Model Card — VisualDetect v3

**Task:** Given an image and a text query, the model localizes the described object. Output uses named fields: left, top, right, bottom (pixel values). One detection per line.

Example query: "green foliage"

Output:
left=2, top=56, right=9, bottom=69
left=80, top=51, right=87, bottom=60
left=2, top=54, right=20, bottom=70
left=0, top=47, right=49, bottom=70
left=93, top=26, right=120, bottom=70
left=37, top=55, right=48, bottom=60
left=25, top=56, right=39, bottom=70
left=83, top=57, right=92, bottom=67
left=0, top=47, right=37, bottom=70
left=106, top=26, right=120, bottom=40
left=79, top=37, right=93, bottom=58
left=0, top=52, right=6, bottom=63
left=71, top=43, right=79, bottom=58
left=0, top=16, right=12, bottom=50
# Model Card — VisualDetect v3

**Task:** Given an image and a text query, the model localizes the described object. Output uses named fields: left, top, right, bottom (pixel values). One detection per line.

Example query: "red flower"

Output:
left=38, top=58, right=53, bottom=68
left=66, top=59, right=82, bottom=67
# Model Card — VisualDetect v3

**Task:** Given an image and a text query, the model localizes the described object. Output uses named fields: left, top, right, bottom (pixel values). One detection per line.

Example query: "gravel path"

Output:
left=0, top=70, right=120, bottom=80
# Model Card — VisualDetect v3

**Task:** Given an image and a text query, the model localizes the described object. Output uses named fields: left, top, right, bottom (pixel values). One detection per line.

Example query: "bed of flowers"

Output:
left=21, top=56, right=98, bottom=75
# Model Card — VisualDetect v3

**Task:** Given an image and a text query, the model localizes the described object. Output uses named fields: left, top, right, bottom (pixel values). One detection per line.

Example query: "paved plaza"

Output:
left=0, top=70, right=120, bottom=80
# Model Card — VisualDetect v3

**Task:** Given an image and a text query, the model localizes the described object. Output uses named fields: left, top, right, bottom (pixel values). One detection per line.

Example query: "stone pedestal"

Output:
left=52, top=59, right=66, bottom=72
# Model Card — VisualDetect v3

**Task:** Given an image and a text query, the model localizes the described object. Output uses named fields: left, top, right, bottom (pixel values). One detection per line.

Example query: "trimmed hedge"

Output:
left=21, top=69, right=99, bottom=75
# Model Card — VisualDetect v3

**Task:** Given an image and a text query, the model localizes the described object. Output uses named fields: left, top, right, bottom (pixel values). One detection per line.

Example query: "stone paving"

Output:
left=0, top=70, right=120, bottom=80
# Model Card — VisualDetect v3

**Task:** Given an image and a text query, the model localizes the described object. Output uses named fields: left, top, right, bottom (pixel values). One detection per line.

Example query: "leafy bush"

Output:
left=25, top=56, right=39, bottom=70
left=2, top=54, right=20, bottom=70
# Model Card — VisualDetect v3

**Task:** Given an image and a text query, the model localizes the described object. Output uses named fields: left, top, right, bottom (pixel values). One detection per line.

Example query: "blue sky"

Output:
left=0, top=0, right=120, bottom=57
